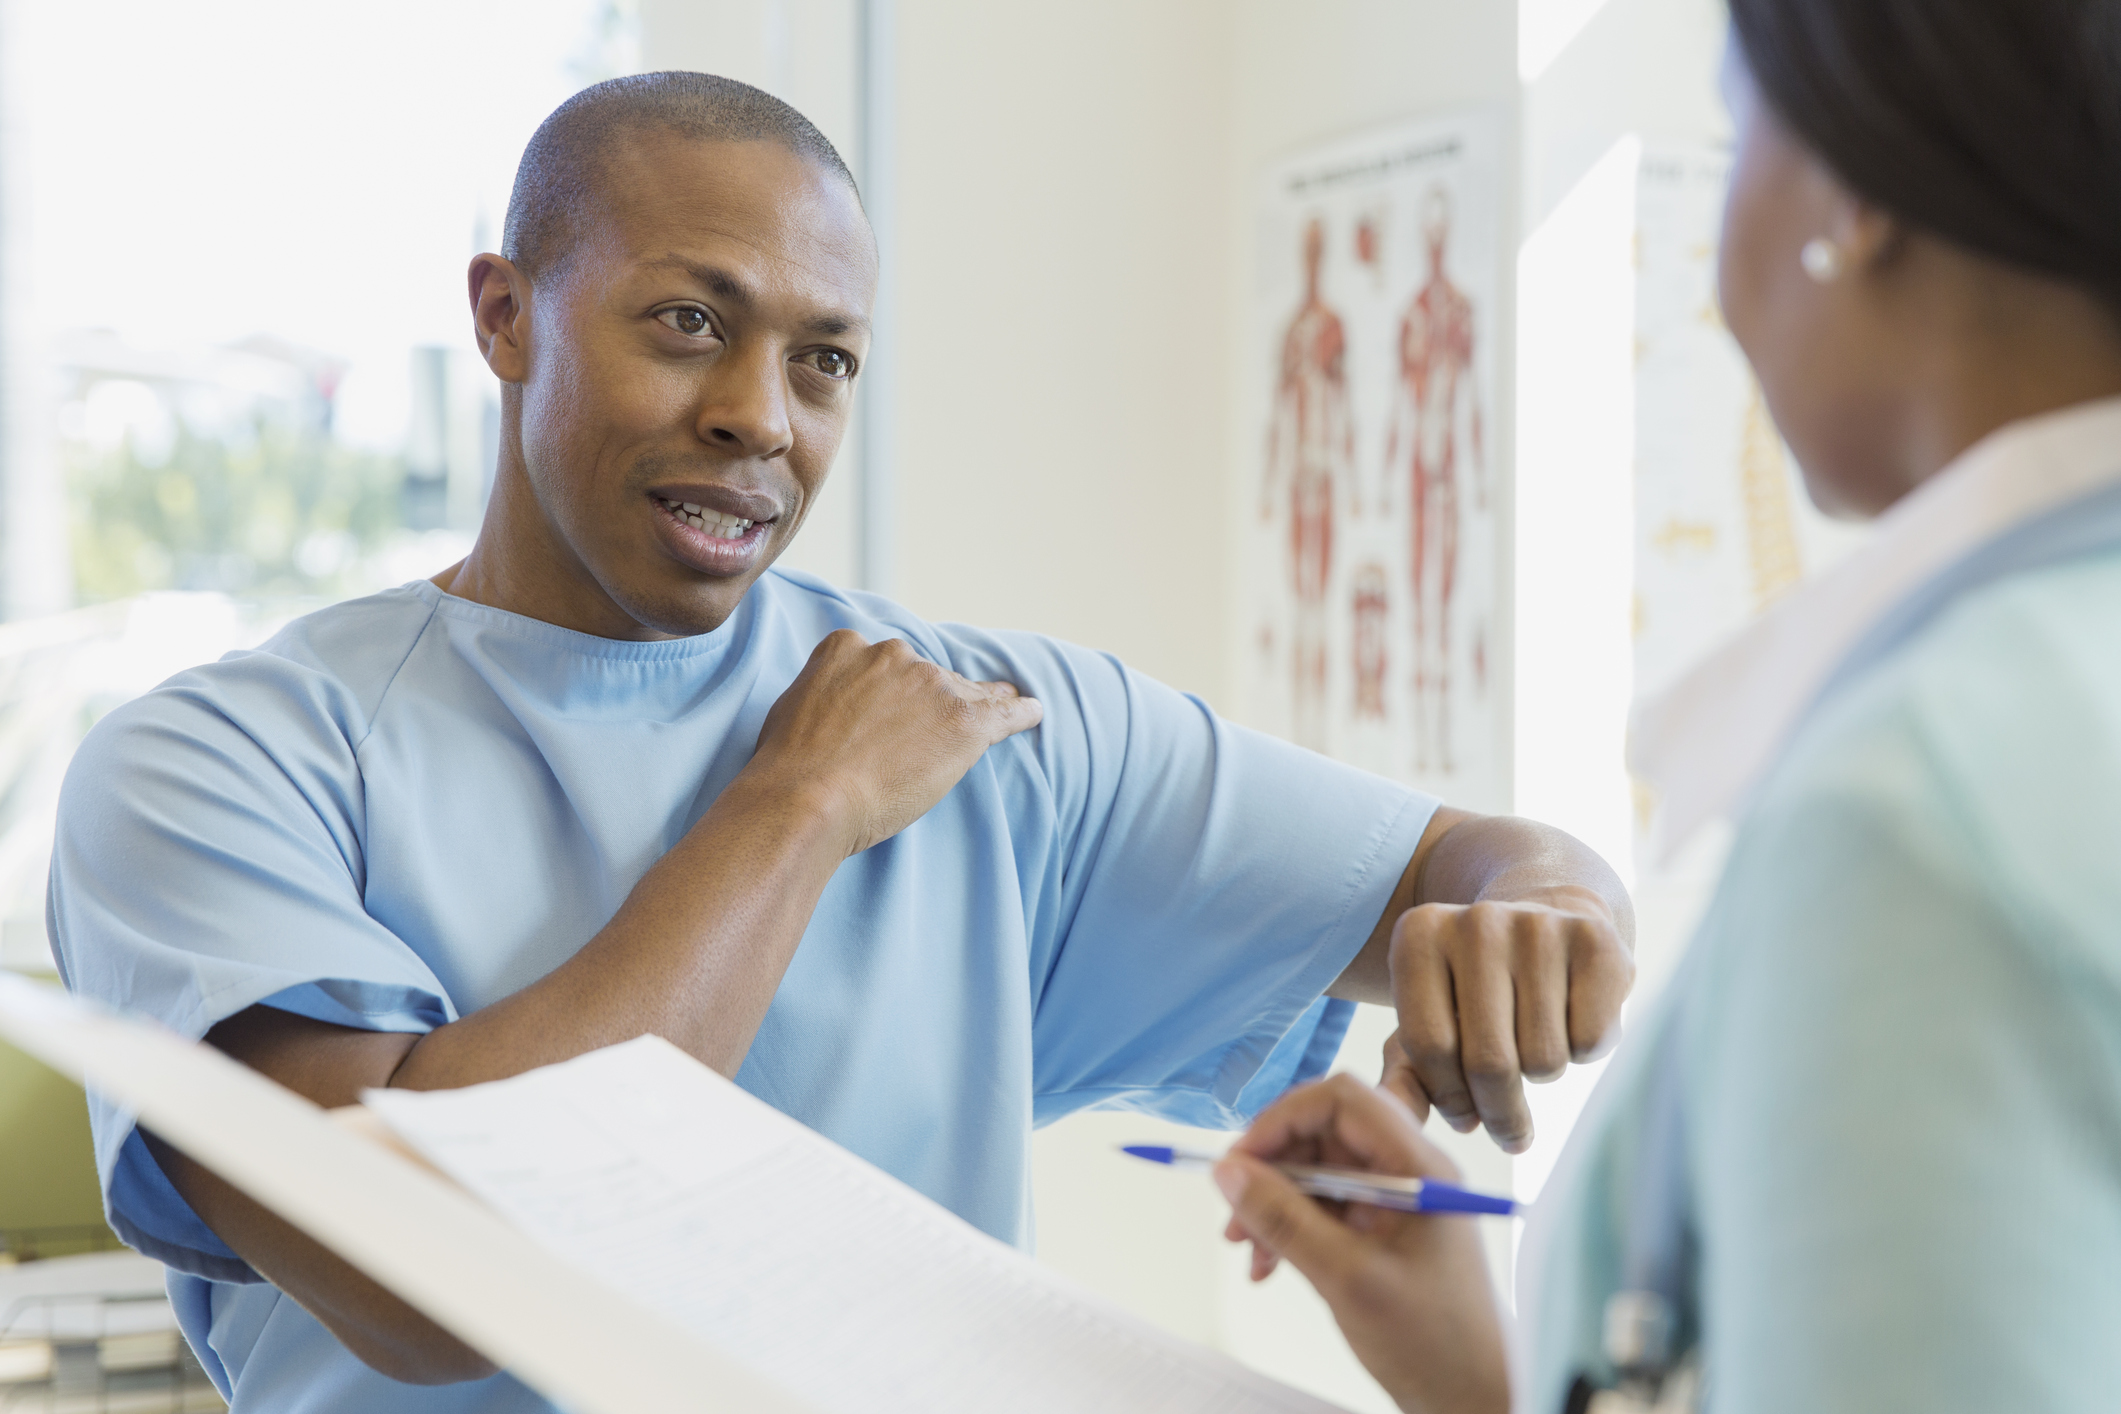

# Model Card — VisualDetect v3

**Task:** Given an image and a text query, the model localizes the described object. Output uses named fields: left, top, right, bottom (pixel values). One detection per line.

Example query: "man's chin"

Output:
left=594, top=539, right=790, bottom=638
left=592, top=516, right=787, bottom=638
left=605, top=579, right=753, bottom=639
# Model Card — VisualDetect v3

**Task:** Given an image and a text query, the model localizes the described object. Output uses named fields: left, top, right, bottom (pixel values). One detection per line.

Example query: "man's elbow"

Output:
left=147, top=1135, right=500, bottom=1387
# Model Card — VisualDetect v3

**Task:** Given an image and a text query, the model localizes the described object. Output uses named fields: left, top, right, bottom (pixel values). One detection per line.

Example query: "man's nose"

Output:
left=696, top=341, right=794, bottom=460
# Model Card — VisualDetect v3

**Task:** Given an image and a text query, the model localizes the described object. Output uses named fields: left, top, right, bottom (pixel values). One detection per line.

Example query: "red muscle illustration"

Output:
left=1263, top=217, right=1356, bottom=748
left=1383, top=186, right=1485, bottom=772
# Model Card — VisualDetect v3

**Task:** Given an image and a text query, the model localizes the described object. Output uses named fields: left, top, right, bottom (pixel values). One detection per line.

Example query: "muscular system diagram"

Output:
left=1381, top=186, right=1485, bottom=772
left=1248, top=113, right=1501, bottom=798
left=1350, top=562, right=1389, bottom=720
left=1263, top=217, right=1355, bottom=750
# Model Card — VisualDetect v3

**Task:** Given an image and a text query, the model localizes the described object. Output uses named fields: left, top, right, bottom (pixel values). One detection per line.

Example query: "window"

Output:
left=0, top=0, right=638, bottom=968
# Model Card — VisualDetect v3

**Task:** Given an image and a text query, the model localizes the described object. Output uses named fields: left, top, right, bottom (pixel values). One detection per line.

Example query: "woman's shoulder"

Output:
left=1746, top=550, right=2121, bottom=969
left=1896, top=547, right=2121, bottom=726
left=1779, top=550, right=2121, bottom=803
left=1675, top=552, right=2121, bottom=1414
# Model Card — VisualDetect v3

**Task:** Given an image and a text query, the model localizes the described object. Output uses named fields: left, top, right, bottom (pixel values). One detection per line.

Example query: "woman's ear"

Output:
left=469, top=254, right=532, bottom=384
left=1791, top=170, right=1906, bottom=291
left=1833, top=188, right=1909, bottom=279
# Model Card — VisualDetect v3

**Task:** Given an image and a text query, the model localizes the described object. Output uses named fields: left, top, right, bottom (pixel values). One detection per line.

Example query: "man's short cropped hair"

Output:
left=501, top=70, right=860, bottom=282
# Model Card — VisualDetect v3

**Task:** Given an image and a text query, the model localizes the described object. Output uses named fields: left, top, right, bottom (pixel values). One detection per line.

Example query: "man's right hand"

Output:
left=746, top=630, right=1044, bottom=857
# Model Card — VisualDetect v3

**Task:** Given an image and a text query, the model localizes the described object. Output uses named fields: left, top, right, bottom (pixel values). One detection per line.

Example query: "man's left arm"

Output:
left=1328, top=807, right=1634, bottom=1153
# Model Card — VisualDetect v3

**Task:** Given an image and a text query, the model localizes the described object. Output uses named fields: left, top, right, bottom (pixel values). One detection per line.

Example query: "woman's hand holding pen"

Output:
left=1214, top=1075, right=1509, bottom=1414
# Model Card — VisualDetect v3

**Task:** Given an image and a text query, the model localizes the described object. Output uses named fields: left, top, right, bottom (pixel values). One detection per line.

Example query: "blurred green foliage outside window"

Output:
left=66, top=424, right=408, bottom=604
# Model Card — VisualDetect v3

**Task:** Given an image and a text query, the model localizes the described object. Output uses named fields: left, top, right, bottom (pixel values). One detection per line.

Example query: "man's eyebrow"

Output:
left=643, top=255, right=871, bottom=338
left=803, top=312, right=868, bottom=338
left=646, top=256, right=755, bottom=306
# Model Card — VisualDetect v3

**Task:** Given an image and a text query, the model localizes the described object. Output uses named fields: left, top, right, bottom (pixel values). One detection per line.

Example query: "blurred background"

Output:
left=0, top=1, right=1868, bottom=1409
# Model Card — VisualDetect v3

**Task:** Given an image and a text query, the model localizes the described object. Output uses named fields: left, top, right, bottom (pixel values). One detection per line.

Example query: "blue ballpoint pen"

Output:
left=1121, top=1144, right=1521, bottom=1216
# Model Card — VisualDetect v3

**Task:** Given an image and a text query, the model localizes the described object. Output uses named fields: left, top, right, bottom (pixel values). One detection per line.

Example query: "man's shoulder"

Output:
left=756, top=565, right=923, bottom=637
left=756, top=567, right=1032, bottom=672
left=755, top=568, right=1139, bottom=757
left=78, top=584, right=441, bottom=775
left=254, top=582, right=443, bottom=687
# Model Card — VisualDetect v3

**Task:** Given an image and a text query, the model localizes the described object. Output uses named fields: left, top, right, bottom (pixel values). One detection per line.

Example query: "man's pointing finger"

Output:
left=973, top=681, right=1042, bottom=740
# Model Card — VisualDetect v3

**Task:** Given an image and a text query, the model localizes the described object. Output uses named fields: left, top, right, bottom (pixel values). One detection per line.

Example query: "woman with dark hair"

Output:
left=1214, top=4, right=2121, bottom=1411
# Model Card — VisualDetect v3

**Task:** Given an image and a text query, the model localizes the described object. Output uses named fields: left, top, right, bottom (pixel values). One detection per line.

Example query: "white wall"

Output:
left=887, top=0, right=1238, bottom=700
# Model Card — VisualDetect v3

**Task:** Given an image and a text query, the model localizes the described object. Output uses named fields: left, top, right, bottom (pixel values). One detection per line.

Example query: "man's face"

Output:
left=504, top=135, right=876, bottom=636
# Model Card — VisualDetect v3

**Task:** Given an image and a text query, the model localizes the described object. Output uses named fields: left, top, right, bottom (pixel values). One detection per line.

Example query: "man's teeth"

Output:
left=659, top=498, right=755, bottom=540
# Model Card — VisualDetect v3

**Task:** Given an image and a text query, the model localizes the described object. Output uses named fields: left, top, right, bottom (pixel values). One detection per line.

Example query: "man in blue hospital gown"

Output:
left=47, top=74, right=1633, bottom=1412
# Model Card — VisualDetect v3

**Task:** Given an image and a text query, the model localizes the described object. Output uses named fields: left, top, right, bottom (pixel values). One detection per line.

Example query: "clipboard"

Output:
left=0, top=971, right=809, bottom=1413
left=0, top=972, right=1352, bottom=1413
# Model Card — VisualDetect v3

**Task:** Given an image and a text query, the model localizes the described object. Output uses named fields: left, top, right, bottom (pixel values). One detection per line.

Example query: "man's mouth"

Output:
left=654, top=496, right=757, bottom=540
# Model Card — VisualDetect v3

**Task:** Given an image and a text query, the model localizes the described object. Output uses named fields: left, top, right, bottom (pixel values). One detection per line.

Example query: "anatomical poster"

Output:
left=1243, top=111, right=1504, bottom=807
left=1632, top=142, right=1868, bottom=707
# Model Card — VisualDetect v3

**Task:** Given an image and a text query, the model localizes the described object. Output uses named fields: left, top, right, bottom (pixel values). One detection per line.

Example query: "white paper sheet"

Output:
left=0, top=972, right=813, bottom=1414
left=364, top=1036, right=1355, bottom=1414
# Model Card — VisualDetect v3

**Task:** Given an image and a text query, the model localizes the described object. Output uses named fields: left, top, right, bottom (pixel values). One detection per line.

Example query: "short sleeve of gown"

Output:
left=47, top=653, right=455, bottom=1283
left=931, top=625, right=1437, bottom=1129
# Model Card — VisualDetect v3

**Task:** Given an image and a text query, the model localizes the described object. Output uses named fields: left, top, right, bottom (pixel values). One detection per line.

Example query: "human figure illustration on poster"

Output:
left=1354, top=205, right=1389, bottom=291
left=1261, top=217, right=1355, bottom=750
left=1382, top=185, right=1486, bottom=772
left=1350, top=562, right=1389, bottom=721
left=1246, top=113, right=1502, bottom=806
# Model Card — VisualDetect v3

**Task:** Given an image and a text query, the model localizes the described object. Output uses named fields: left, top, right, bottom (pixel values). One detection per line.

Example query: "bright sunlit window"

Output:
left=8, top=0, right=635, bottom=610
left=0, top=0, right=639, bottom=968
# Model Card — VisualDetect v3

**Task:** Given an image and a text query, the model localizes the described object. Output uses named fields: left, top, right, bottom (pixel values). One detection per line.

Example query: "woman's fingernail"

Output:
left=1212, top=1159, right=1249, bottom=1204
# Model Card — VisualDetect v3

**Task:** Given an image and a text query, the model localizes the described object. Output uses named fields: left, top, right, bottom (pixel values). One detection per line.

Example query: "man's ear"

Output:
left=469, top=254, right=532, bottom=384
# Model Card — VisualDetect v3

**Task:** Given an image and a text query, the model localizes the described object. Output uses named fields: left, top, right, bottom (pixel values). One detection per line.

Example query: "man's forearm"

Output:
left=146, top=1134, right=501, bottom=1385
left=390, top=767, right=850, bottom=1088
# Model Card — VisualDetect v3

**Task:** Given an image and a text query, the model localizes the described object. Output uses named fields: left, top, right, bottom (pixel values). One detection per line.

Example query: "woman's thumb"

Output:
left=1213, top=1155, right=1362, bottom=1291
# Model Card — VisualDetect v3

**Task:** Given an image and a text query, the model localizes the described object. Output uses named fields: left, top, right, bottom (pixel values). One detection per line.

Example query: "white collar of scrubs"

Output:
left=1630, top=393, right=2121, bottom=864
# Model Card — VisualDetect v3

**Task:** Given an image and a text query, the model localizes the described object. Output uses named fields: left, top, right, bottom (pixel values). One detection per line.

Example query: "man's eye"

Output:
left=805, top=349, right=856, bottom=380
left=657, top=307, right=712, bottom=337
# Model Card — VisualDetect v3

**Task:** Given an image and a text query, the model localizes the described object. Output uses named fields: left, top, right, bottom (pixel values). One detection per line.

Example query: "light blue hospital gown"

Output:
left=1520, top=552, right=2121, bottom=1412
left=48, top=569, right=1435, bottom=1413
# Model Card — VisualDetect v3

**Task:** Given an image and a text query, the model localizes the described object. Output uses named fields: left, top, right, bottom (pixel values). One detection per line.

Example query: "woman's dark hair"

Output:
left=1728, top=0, right=2121, bottom=312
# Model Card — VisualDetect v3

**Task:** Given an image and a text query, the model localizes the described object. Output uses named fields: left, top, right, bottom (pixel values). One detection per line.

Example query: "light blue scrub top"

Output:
left=1521, top=552, right=2121, bottom=1412
left=47, top=570, right=1433, bottom=1413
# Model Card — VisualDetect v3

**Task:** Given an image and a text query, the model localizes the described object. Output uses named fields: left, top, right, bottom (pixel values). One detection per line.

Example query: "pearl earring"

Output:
left=1800, top=237, right=1844, bottom=283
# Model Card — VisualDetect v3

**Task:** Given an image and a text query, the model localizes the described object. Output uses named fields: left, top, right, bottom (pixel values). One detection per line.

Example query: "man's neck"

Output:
left=435, top=474, right=680, bottom=642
